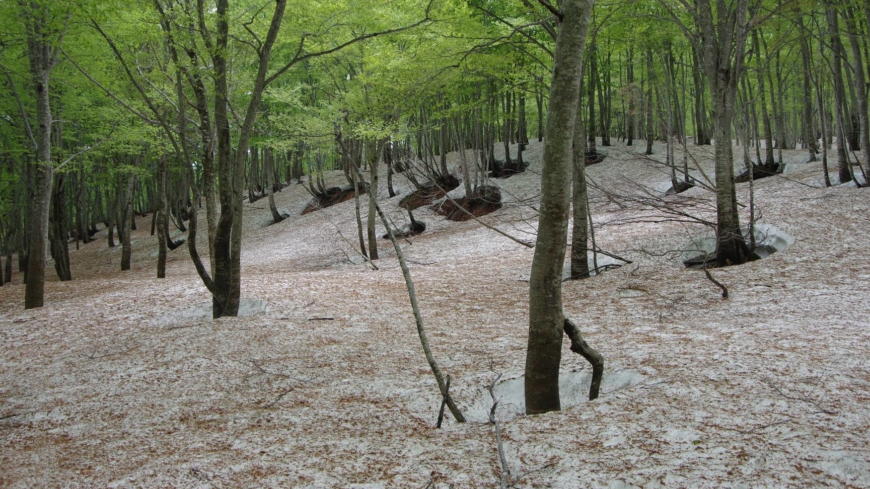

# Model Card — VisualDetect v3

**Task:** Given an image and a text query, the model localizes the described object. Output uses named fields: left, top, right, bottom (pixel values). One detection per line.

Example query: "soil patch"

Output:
left=586, top=150, right=607, bottom=165
left=432, top=185, right=502, bottom=222
left=489, top=159, right=530, bottom=178
left=399, top=176, right=460, bottom=210
left=301, top=185, right=366, bottom=215
left=735, top=163, right=781, bottom=183
left=462, top=370, right=644, bottom=423
left=665, top=179, right=695, bottom=195
left=382, top=220, right=426, bottom=239
left=682, top=223, right=795, bottom=269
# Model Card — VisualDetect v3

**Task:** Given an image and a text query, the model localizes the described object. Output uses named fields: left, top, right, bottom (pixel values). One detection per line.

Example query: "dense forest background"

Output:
left=2, top=0, right=868, bottom=309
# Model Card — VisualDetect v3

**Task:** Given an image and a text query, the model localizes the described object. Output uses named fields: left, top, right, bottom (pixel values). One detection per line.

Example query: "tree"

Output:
left=525, top=0, right=595, bottom=415
left=19, top=1, right=68, bottom=309
left=660, top=0, right=759, bottom=267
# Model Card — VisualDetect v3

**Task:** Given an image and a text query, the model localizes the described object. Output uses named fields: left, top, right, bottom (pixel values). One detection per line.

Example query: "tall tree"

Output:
left=21, top=1, right=68, bottom=309
left=662, top=0, right=758, bottom=266
left=525, top=0, right=594, bottom=415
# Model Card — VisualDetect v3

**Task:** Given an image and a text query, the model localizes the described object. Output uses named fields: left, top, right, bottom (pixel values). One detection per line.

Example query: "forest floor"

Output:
left=1, top=139, right=869, bottom=488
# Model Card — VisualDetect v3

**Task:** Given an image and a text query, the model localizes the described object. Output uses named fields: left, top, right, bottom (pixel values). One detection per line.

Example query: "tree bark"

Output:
left=797, top=16, right=818, bottom=162
left=526, top=0, right=594, bottom=416
left=826, top=3, right=852, bottom=183
left=645, top=48, right=655, bottom=155
left=570, top=82, right=590, bottom=280
left=23, top=5, right=62, bottom=309
left=366, top=140, right=379, bottom=260
left=49, top=172, right=71, bottom=281
left=118, top=168, right=135, bottom=271
left=843, top=6, right=870, bottom=176
left=695, top=0, right=751, bottom=267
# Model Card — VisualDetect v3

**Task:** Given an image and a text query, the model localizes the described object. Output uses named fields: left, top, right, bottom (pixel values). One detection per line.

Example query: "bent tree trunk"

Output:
left=526, top=0, right=594, bottom=415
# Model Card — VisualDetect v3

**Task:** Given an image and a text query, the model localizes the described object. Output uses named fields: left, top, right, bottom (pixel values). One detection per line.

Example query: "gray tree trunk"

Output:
left=826, top=3, right=852, bottom=183
left=694, top=0, right=751, bottom=267
left=366, top=140, right=379, bottom=261
left=570, top=86, right=590, bottom=280
left=49, top=172, right=71, bottom=281
left=118, top=170, right=135, bottom=271
left=23, top=5, right=62, bottom=309
left=525, top=0, right=594, bottom=415
left=843, top=7, right=870, bottom=176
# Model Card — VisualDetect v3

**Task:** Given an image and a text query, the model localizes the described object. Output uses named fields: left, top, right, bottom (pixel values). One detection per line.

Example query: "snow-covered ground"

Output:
left=2, top=139, right=869, bottom=488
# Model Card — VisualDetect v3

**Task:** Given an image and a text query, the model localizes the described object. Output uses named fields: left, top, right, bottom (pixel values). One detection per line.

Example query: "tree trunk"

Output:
left=696, top=0, right=750, bottom=267
left=797, top=15, right=818, bottom=162
left=843, top=6, right=870, bottom=176
left=156, top=155, right=168, bottom=277
left=118, top=169, right=135, bottom=271
left=627, top=46, right=635, bottom=146
left=366, top=140, right=379, bottom=260
left=571, top=81, right=590, bottom=280
left=525, top=0, right=594, bottom=416
left=49, top=172, right=71, bottom=281
left=752, top=30, right=775, bottom=168
left=587, top=42, right=597, bottom=153
left=827, top=3, right=852, bottom=183
left=23, top=6, right=59, bottom=309
left=266, top=148, right=284, bottom=223
left=645, top=48, right=654, bottom=155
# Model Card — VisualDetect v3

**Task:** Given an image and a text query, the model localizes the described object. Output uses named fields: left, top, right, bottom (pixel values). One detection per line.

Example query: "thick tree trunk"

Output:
left=526, top=0, right=594, bottom=416
left=827, top=5, right=852, bottom=183
left=23, top=8, right=58, bottom=309
left=844, top=7, right=870, bottom=176
left=696, top=0, right=750, bottom=267
left=711, top=92, right=748, bottom=266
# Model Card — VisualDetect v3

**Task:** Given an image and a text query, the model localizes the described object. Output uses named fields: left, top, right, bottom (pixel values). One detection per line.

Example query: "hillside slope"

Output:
left=1, top=139, right=869, bottom=488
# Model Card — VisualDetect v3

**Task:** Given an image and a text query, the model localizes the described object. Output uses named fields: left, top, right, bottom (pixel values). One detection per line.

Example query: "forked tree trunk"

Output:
left=526, top=0, right=594, bottom=416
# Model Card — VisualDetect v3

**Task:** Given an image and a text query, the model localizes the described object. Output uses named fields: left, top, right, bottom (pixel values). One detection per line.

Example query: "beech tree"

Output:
left=525, top=0, right=595, bottom=415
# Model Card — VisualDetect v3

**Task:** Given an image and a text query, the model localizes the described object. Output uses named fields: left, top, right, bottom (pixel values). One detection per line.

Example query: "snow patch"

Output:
left=681, top=222, right=794, bottom=262
left=463, top=370, right=645, bottom=423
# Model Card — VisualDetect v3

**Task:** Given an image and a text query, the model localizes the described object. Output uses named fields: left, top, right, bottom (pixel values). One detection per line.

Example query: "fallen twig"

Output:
left=487, top=374, right=510, bottom=489
left=436, top=375, right=451, bottom=428
left=563, top=319, right=604, bottom=400
left=703, top=264, right=728, bottom=299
